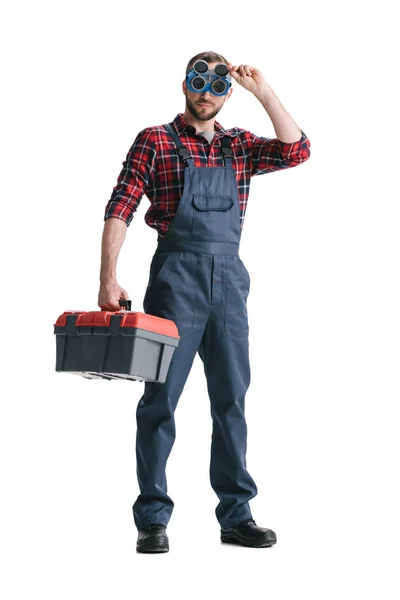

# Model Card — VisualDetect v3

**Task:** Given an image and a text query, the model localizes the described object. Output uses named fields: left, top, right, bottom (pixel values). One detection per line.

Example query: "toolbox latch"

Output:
left=109, top=314, right=124, bottom=336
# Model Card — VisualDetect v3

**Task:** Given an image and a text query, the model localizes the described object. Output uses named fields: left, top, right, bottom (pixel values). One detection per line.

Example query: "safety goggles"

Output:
left=186, top=60, right=232, bottom=96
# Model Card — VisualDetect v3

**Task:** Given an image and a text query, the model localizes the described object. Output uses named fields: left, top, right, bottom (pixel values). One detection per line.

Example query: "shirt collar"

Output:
left=172, top=113, right=238, bottom=138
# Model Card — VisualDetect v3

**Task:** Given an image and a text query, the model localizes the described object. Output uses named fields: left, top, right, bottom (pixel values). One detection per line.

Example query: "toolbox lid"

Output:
left=119, top=312, right=179, bottom=338
left=55, top=310, right=179, bottom=339
left=54, top=311, right=87, bottom=327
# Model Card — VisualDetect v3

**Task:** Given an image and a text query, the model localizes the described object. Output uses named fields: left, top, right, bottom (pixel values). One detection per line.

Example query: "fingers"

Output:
left=98, top=284, right=130, bottom=312
left=228, top=64, right=254, bottom=77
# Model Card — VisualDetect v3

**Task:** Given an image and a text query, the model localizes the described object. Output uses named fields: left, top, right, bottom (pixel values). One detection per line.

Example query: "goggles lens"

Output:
left=212, top=79, right=226, bottom=94
left=193, top=60, right=208, bottom=74
left=192, top=76, right=206, bottom=91
left=214, top=63, right=228, bottom=77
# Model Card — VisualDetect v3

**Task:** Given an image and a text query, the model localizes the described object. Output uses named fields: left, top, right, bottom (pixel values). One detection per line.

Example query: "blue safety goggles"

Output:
left=186, top=60, right=232, bottom=96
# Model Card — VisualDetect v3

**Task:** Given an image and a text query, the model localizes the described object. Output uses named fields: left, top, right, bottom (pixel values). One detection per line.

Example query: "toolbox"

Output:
left=54, top=300, right=180, bottom=383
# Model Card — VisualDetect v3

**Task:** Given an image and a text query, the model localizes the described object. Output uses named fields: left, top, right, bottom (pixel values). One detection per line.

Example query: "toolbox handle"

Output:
left=118, top=299, right=132, bottom=311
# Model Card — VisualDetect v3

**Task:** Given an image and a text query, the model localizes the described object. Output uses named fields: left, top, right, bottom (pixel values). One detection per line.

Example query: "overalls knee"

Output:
left=132, top=123, right=258, bottom=530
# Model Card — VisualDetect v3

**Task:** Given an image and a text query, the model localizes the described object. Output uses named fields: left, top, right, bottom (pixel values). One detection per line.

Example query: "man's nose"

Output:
left=200, top=91, right=211, bottom=100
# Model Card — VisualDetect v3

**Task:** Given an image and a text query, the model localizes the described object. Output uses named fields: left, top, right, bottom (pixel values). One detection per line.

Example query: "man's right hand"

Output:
left=98, top=281, right=130, bottom=312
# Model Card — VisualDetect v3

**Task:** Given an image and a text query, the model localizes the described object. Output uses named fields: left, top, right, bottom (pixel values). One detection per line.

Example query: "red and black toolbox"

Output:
left=54, top=300, right=180, bottom=383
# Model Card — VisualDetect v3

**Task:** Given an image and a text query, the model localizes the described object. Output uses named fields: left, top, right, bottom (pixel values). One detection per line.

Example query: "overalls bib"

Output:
left=132, top=123, right=258, bottom=530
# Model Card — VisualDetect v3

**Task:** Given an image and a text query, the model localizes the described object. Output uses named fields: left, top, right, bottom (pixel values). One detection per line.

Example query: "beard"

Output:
left=185, top=94, right=222, bottom=121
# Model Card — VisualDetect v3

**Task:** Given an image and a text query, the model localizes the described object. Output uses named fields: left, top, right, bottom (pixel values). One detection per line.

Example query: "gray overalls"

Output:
left=132, top=123, right=258, bottom=530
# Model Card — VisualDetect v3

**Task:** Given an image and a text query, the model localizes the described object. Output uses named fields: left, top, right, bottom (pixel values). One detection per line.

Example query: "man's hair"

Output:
left=185, top=51, right=229, bottom=77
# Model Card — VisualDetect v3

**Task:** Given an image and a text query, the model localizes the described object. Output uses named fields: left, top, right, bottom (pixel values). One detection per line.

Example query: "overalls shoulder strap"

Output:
left=162, top=123, right=233, bottom=168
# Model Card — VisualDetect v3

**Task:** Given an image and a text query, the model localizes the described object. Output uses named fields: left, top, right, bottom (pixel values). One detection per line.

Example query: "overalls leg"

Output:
left=133, top=327, right=205, bottom=530
left=197, top=276, right=258, bottom=530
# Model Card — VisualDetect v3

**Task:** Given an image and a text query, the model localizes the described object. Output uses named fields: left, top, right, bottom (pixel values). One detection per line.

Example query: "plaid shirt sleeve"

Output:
left=104, top=128, right=157, bottom=226
left=250, top=129, right=311, bottom=176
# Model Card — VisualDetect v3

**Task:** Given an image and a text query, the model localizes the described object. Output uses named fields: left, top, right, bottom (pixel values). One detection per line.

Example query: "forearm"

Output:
left=254, top=83, right=303, bottom=143
left=99, top=217, right=127, bottom=283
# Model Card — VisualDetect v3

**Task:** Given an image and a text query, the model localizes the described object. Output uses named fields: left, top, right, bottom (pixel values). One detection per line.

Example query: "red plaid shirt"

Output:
left=104, top=113, right=311, bottom=238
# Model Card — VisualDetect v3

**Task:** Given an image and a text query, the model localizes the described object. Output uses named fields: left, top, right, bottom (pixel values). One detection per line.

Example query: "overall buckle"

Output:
left=220, top=137, right=233, bottom=159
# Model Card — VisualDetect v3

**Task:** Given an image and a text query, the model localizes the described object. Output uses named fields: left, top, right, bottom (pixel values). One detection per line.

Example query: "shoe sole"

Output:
left=136, top=542, right=169, bottom=553
left=221, top=532, right=277, bottom=548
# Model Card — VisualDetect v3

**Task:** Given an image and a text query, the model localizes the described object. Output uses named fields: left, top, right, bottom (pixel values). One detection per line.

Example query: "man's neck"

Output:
left=182, top=110, right=216, bottom=133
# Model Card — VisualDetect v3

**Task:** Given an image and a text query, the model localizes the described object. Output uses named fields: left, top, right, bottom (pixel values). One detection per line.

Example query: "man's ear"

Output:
left=225, top=87, right=233, bottom=102
left=182, top=81, right=187, bottom=95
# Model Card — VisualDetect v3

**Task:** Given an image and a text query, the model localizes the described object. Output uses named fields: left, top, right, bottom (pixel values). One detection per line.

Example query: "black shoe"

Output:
left=221, top=518, right=277, bottom=548
left=136, top=524, right=169, bottom=553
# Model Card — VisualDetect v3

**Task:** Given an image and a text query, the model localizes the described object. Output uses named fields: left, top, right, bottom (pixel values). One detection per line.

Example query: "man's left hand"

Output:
left=227, top=63, right=268, bottom=96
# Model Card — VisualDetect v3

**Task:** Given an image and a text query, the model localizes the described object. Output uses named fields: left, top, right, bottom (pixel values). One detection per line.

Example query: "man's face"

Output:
left=183, top=61, right=232, bottom=122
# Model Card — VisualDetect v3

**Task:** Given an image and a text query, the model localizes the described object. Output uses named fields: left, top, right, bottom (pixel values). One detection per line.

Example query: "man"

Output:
left=98, top=51, right=311, bottom=553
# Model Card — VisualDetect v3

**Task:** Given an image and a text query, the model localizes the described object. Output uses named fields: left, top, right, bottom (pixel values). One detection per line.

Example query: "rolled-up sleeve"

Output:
left=104, top=128, right=157, bottom=226
left=250, top=129, right=311, bottom=176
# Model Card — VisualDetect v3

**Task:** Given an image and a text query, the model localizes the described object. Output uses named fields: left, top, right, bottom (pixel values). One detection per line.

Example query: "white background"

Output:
left=1, top=0, right=399, bottom=598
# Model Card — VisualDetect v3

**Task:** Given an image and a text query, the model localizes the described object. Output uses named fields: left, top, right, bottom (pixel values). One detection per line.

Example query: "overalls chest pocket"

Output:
left=191, top=194, right=235, bottom=241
